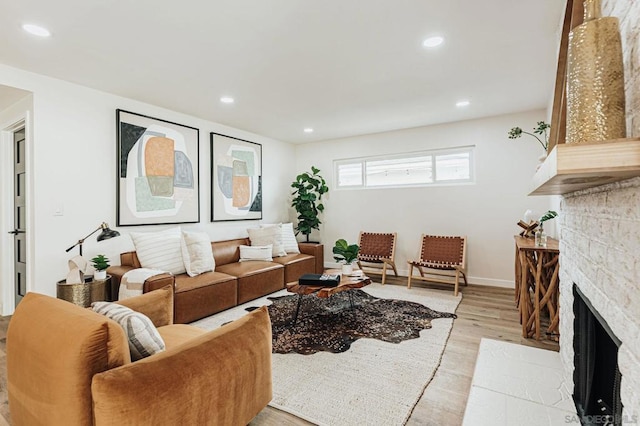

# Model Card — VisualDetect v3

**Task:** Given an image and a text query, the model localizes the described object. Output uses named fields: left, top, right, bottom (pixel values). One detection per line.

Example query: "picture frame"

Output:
left=210, top=133, right=262, bottom=221
left=116, top=109, right=200, bottom=226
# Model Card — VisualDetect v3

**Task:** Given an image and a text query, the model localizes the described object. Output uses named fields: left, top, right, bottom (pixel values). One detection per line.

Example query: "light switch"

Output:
left=53, top=203, right=64, bottom=216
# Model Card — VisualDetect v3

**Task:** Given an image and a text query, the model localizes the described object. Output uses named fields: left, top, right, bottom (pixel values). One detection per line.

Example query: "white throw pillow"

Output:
left=91, top=301, right=166, bottom=361
left=180, top=231, right=215, bottom=277
left=239, top=244, right=273, bottom=262
left=261, top=222, right=299, bottom=254
left=247, top=226, right=286, bottom=257
left=129, top=227, right=186, bottom=275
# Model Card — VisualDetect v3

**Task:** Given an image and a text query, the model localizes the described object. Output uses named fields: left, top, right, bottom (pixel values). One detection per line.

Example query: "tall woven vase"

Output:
left=566, top=0, right=626, bottom=144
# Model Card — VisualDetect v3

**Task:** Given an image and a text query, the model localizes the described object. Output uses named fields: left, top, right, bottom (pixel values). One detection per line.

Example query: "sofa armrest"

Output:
left=106, top=265, right=175, bottom=302
left=117, top=285, right=174, bottom=327
left=299, top=242, right=324, bottom=273
left=91, top=306, right=272, bottom=425
left=106, top=265, right=135, bottom=301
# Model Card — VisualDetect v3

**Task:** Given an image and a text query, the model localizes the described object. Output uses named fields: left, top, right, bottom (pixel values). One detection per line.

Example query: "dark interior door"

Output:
left=12, top=127, right=26, bottom=307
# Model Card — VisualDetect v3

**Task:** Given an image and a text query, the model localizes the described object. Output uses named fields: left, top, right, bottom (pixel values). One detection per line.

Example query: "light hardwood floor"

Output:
left=0, top=277, right=558, bottom=426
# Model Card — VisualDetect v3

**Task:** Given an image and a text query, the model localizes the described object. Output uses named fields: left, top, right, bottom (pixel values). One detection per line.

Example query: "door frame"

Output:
left=1, top=110, right=32, bottom=315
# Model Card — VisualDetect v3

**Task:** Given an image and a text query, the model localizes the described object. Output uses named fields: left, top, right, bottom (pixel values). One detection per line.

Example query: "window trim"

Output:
left=334, top=145, right=475, bottom=190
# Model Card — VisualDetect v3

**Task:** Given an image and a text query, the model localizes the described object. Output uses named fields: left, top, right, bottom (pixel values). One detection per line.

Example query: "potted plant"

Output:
left=90, top=254, right=110, bottom=280
left=535, top=210, right=558, bottom=247
left=332, top=239, right=359, bottom=275
left=291, top=166, right=329, bottom=242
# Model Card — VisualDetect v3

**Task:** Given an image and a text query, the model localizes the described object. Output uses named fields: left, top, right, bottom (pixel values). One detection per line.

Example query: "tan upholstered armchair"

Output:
left=407, top=234, right=468, bottom=296
left=356, top=231, right=399, bottom=284
left=7, top=286, right=272, bottom=426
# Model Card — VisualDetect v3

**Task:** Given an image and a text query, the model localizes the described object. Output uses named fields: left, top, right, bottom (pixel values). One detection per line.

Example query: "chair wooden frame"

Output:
left=356, top=231, right=398, bottom=285
left=407, top=234, right=468, bottom=296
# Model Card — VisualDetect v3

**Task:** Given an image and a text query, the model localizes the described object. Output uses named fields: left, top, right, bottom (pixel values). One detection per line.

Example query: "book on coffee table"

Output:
left=299, top=273, right=341, bottom=287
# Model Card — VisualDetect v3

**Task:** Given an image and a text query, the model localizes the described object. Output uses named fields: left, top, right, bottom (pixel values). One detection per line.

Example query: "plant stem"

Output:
left=522, top=131, right=546, bottom=150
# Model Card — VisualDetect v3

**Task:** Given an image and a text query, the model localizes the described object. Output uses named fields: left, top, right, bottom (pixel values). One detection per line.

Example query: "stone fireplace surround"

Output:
left=559, top=176, right=640, bottom=419
left=558, top=0, right=640, bottom=420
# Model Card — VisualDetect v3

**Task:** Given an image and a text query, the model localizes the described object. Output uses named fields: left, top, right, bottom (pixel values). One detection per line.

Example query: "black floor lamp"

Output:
left=65, top=222, right=120, bottom=256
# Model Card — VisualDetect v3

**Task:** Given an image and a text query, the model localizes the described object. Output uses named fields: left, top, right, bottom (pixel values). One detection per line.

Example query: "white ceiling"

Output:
left=0, top=0, right=565, bottom=143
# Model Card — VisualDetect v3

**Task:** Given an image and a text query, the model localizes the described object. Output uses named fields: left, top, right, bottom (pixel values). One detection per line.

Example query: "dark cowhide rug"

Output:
left=246, top=289, right=456, bottom=355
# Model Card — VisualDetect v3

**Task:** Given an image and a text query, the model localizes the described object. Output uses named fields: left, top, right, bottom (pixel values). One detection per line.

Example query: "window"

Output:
left=334, top=146, right=474, bottom=189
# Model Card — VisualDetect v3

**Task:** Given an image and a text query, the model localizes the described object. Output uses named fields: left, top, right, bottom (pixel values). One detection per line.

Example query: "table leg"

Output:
left=291, top=294, right=303, bottom=326
left=519, top=250, right=529, bottom=337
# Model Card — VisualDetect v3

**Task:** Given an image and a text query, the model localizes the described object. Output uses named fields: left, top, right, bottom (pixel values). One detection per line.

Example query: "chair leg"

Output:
left=454, top=270, right=460, bottom=297
left=357, top=260, right=362, bottom=271
left=407, top=264, right=413, bottom=289
left=390, top=261, right=398, bottom=277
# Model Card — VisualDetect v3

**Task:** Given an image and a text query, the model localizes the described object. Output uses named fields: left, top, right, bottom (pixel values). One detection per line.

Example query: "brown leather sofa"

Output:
left=108, top=238, right=324, bottom=323
left=7, top=286, right=272, bottom=426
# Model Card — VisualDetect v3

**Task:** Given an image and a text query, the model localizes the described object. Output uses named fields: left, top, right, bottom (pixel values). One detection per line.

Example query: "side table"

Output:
left=56, top=276, right=110, bottom=307
left=514, top=236, right=560, bottom=340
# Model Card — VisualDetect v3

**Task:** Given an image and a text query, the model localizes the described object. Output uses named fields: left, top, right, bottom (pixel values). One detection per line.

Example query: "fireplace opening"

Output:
left=573, top=285, right=623, bottom=425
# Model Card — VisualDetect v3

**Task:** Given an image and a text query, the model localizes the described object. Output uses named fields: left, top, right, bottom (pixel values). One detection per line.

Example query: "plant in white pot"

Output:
left=90, top=254, right=110, bottom=280
left=332, top=239, right=359, bottom=275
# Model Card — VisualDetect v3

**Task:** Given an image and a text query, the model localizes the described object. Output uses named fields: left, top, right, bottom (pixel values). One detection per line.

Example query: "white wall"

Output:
left=295, top=111, right=553, bottom=286
left=0, top=63, right=296, bottom=311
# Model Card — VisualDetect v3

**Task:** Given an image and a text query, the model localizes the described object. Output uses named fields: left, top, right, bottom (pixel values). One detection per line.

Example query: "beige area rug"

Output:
left=192, top=284, right=462, bottom=426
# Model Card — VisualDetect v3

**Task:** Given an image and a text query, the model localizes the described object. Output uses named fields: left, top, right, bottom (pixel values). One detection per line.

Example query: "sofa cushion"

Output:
left=157, top=324, right=206, bottom=349
left=247, top=226, right=286, bottom=257
left=92, top=302, right=166, bottom=361
left=117, top=285, right=174, bottom=327
left=262, top=222, right=300, bottom=254
left=240, top=244, right=273, bottom=262
left=180, top=230, right=215, bottom=277
left=174, top=271, right=237, bottom=293
left=130, top=227, right=186, bottom=275
left=216, top=260, right=283, bottom=279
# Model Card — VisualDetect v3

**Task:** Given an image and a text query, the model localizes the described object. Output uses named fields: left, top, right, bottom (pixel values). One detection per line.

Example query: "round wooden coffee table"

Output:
left=286, top=269, right=371, bottom=325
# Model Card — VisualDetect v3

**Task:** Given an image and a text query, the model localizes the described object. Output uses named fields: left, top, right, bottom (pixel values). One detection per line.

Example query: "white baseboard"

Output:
left=323, top=262, right=514, bottom=289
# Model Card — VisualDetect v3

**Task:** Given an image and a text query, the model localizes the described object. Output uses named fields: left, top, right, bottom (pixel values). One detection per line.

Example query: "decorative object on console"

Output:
left=90, top=254, right=110, bottom=280
left=535, top=210, right=558, bottom=248
left=210, top=133, right=262, bottom=222
left=566, top=0, right=626, bottom=144
left=65, top=255, right=89, bottom=285
left=332, top=238, right=360, bottom=275
left=291, top=166, right=329, bottom=242
left=116, top=110, right=200, bottom=226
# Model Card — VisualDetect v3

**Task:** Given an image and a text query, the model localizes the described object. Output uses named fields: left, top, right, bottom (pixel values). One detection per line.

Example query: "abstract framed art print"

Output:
left=116, top=109, right=200, bottom=226
left=210, top=133, right=262, bottom=221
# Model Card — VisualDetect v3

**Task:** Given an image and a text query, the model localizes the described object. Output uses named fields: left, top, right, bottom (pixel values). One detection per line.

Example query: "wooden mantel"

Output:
left=530, top=138, right=640, bottom=195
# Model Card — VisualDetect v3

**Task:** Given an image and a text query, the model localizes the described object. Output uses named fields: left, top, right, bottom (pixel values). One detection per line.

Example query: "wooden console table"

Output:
left=514, top=236, right=560, bottom=340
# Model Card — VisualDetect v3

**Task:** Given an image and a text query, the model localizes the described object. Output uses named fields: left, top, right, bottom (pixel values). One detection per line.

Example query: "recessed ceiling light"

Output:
left=303, top=128, right=314, bottom=133
left=22, top=23, right=51, bottom=37
left=423, top=36, right=444, bottom=48
left=220, top=96, right=234, bottom=104
left=456, top=100, right=470, bottom=107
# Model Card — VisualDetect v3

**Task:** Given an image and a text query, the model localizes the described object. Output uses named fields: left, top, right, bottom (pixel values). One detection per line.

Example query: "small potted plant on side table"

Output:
left=332, top=239, right=359, bottom=275
left=90, top=254, right=110, bottom=280
left=535, top=210, right=558, bottom=247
